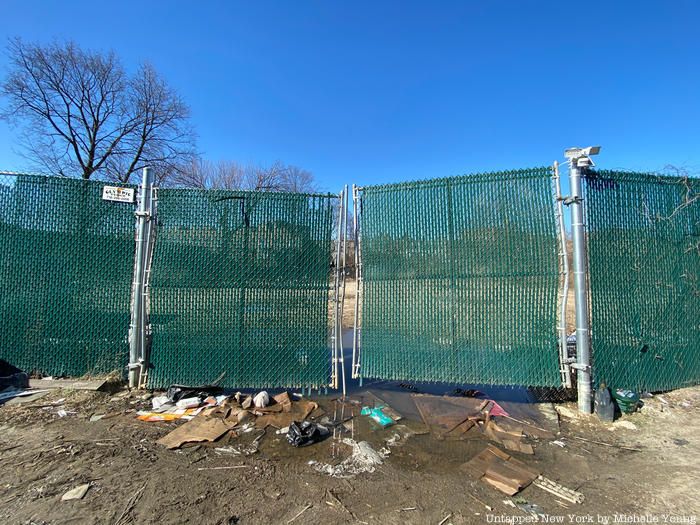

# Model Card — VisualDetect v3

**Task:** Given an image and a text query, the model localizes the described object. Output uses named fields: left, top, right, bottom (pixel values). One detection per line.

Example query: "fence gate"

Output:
left=0, top=173, right=137, bottom=377
left=584, top=170, right=700, bottom=392
left=352, top=168, right=566, bottom=387
left=146, top=187, right=337, bottom=389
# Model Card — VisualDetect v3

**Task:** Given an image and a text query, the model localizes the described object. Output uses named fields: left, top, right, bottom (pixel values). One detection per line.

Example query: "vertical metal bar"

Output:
left=138, top=185, right=157, bottom=388
left=339, top=185, right=348, bottom=396
left=129, top=167, right=153, bottom=388
left=568, top=159, right=593, bottom=413
left=553, top=162, right=572, bottom=388
left=331, top=190, right=343, bottom=389
left=351, top=185, right=360, bottom=379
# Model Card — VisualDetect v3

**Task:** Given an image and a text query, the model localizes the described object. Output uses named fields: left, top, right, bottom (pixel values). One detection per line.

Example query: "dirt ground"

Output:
left=1, top=382, right=699, bottom=525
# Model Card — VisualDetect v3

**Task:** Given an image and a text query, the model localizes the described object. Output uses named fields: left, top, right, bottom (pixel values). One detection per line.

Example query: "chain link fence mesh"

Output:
left=147, top=188, right=336, bottom=389
left=358, top=167, right=563, bottom=386
left=0, top=173, right=136, bottom=377
left=584, top=170, right=700, bottom=392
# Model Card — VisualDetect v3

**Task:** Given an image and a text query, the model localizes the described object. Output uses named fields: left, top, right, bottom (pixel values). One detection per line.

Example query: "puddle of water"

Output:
left=335, top=328, right=551, bottom=421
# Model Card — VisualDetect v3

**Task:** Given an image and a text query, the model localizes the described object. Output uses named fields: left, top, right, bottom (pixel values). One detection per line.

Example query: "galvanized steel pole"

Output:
left=128, top=167, right=153, bottom=388
left=568, top=154, right=593, bottom=414
left=553, top=161, right=572, bottom=388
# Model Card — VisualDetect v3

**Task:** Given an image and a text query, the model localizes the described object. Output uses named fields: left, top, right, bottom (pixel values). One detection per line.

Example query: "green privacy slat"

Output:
left=147, top=188, right=336, bottom=389
left=0, top=174, right=136, bottom=377
left=359, top=167, right=562, bottom=387
left=584, top=170, right=700, bottom=392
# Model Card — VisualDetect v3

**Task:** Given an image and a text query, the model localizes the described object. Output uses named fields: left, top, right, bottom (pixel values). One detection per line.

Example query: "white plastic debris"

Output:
left=176, top=397, right=201, bottom=409
left=151, top=395, right=170, bottom=409
left=551, top=440, right=566, bottom=447
left=253, top=391, right=269, bottom=408
left=240, top=422, right=256, bottom=433
left=310, top=439, right=386, bottom=478
left=61, top=483, right=90, bottom=501
left=215, top=395, right=228, bottom=405
left=384, top=425, right=416, bottom=447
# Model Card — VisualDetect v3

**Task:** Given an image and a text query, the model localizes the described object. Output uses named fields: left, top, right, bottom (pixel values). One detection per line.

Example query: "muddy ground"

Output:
left=1, top=382, right=698, bottom=525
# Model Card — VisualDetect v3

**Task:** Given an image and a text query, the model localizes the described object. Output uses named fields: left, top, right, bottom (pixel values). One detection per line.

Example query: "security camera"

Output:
left=564, top=146, right=601, bottom=159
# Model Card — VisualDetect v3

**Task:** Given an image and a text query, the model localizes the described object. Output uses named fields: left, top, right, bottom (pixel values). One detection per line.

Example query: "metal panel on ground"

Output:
left=0, top=174, right=137, bottom=376
left=584, top=170, right=700, bottom=392
left=147, top=188, right=336, bottom=389
left=357, top=168, right=563, bottom=386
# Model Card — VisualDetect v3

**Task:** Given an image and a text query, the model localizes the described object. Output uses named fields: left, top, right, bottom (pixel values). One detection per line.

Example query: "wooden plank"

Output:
left=482, top=475, right=519, bottom=496
left=485, top=461, right=534, bottom=488
left=29, top=378, right=107, bottom=391
left=484, top=465, right=525, bottom=491
left=462, top=444, right=539, bottom=496
left=485, top=444, right=511, bottom=461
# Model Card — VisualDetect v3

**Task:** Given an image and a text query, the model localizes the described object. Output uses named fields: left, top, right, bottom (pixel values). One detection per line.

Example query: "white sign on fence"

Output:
left=102, top=186, right=135, bottom=203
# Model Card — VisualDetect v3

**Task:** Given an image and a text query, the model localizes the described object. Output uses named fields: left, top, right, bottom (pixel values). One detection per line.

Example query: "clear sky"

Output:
left=0, top=1, right=698, bottom=192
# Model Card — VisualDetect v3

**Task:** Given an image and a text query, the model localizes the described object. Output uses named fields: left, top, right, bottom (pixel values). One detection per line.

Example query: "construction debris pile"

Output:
left=137, top=386, right=324, bottom=450
left=408, top=391, right=587, bottom=503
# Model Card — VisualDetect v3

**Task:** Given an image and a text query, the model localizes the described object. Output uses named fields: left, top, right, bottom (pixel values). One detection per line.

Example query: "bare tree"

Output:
left=174, top=158, right=317, bottom=192
left=244, top=161, right=287, bottom=191
left=0, top=38, right=195, bottom=182
left=279, top=164, right=315, bottom=192
left=170, top=158, right=246, bottom=189
left=245, top=162, right=317, bottom=192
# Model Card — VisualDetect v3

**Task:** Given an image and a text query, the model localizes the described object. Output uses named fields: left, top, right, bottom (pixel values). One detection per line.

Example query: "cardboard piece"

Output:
left=273, top=392, right=292, bottom=413
left=462, top=445, right=539, bottom=496
left=483, top=419, right=534, bottom=455
left=412, top=394, right=485, bottom=435
left=255, top=399, right=317, bottom=429
left=156, top=416, right=234, bottom=449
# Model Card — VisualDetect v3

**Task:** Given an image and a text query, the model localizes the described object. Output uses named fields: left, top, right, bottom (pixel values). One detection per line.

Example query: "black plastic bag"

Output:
left=286, top=420, right=330, bottom=447
left=0, top=360, right=29, bottom=391
left=166, top=384, right=222, bottom=403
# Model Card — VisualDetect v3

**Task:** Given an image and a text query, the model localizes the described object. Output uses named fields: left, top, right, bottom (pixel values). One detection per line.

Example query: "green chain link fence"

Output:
left=584, top=170, right=700, bottom=392
left=358, top=167, right=563, bottom=386
left=147, top=187, right=336, bottom=389
left=0, top=174, right=137, bottom=377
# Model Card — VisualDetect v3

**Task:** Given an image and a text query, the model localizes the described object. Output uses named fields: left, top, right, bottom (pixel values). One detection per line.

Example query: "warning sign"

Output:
left=102, top=186, right=135, bottom=203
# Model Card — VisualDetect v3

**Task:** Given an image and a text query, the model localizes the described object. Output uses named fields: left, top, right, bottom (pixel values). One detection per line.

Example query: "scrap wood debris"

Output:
left=412, top=393, right=539, bottom=454
left=462, top=445, right=539, bottom=496
left=532, top=476, right=584, bottom=504
left=463, top=445, right=584, bottom=504
left=143, top=387, right=325, bottom=450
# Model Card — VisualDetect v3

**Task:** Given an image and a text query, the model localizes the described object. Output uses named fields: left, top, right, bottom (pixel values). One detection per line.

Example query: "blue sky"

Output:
left=0, top=1, right=698, bottom=192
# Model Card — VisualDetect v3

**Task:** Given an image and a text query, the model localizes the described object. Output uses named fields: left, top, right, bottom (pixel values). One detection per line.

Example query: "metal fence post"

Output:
left=565, top=146, right=600, bottom=414
left=340, top=185, right=349, bottom=396
left=351, top=184, right=361, bottom=380
left=553, top=161, right=573, bottom=388
left=331, top=188, right=344, bottom=391
left=128, top=167, right=153, bottom=388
